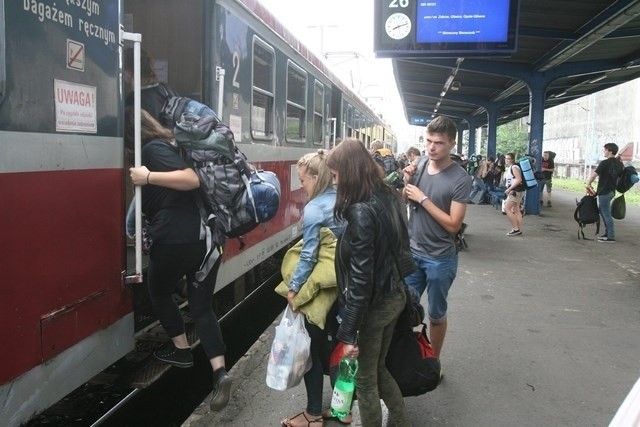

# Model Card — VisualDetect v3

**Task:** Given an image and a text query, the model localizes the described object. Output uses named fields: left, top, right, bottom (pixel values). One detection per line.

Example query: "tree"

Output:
left=496, top=119, right=528, bottom=156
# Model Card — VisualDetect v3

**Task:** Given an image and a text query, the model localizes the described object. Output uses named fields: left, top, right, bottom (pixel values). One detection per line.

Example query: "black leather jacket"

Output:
left=335, top=187, right=410, bottom=345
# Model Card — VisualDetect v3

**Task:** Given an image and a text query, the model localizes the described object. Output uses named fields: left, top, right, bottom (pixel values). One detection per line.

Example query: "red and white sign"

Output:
left=54, top=79, right=97, bottom=133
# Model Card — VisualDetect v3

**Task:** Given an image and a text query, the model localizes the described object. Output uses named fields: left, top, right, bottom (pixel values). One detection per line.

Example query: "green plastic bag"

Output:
left=611, top=194, right=626, bottom=220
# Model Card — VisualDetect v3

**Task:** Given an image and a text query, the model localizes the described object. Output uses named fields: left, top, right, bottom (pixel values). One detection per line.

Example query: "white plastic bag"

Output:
left=266, top=306, right=312, bottom=391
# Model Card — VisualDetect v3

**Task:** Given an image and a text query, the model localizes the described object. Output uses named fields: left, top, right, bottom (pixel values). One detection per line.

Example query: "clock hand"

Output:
left=393, top=23, right=408, bottom=30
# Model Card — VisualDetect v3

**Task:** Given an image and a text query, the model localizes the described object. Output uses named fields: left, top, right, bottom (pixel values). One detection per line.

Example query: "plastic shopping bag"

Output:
left=266, top=306, right=312, bottom=391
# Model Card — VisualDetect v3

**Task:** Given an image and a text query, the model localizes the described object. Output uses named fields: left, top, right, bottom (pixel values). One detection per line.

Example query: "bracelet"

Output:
left=146, top=171, right=151, bottom=185
left=419, top=195, right=429, bottom=205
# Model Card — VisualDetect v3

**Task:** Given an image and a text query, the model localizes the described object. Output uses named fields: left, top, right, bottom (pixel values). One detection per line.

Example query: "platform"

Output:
left=183, top=188, right=640, bottom=427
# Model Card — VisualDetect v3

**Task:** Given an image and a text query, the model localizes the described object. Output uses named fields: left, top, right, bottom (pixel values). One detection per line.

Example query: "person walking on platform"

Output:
left=502, top=153, right=525, bottom=236
left=586, top=143, right=624, bottom=243
left=326, top=139, right=411, bottom=427
left=540, top=151, right=555, bottom=207
left=468, top=155, right=490, bottom=204
left=125, top=108, right=232, bottom=412
left=402, top=116, right=471, bottom=364
left=280, top=150, right=343, bottom=427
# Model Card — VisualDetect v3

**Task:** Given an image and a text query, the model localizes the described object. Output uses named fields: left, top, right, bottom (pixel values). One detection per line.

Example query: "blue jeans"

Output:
left=598, top=191, right=615, bottom=239
left=469, top=177, right=487, bottom=203
left=404, top=251, right=458, bottom=323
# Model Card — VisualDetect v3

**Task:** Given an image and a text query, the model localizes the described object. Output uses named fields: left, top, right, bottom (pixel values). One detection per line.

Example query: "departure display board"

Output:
left=374, top=0, right=519, bottom=57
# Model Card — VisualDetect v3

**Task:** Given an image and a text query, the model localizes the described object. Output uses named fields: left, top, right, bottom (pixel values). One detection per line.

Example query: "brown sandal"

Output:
left=281, top=411, right=323, bottom=427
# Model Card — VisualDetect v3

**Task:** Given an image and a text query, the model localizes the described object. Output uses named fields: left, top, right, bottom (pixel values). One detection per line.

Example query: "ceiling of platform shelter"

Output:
left=392, top=0, right=640, bottom=129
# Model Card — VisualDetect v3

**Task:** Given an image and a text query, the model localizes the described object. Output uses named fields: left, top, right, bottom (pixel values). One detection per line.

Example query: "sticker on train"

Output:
left=54, top=79, right=97, bottom=133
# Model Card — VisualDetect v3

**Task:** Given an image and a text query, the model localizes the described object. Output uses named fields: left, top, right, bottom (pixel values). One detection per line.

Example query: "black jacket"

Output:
left=335, top=187, right=411, bottom=345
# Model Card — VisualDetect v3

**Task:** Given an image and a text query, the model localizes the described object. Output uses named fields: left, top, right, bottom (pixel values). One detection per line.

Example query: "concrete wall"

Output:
left=542, top=78, right=640, bottom=166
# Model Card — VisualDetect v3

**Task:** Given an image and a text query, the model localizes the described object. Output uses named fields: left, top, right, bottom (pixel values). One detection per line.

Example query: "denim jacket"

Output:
left=289, top=187, right=342, bottom=293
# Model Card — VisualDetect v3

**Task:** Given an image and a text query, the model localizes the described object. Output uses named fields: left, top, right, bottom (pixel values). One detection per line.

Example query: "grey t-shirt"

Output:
left=409, top=159, right=472, bottom=258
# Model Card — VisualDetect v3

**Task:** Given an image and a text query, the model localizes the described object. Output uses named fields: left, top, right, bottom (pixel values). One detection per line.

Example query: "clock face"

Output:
left=385, top=13, right=412, bottom=40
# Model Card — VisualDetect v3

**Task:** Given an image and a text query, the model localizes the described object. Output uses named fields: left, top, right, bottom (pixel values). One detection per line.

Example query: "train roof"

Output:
left=236, top=0, right=391, bottom=128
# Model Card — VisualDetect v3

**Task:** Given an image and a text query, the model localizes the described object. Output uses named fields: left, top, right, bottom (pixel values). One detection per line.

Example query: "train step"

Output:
left=118, top=314, right=200, bottom=389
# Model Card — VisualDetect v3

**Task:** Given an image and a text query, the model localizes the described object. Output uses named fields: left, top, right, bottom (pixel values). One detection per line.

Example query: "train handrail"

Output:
left=122, top=29, right=143, bottom=286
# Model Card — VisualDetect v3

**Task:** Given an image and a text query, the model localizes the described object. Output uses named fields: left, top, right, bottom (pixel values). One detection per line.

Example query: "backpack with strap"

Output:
left=615, top=165, right=638, bottom=194
left=373, top=150, right=403, bottom=188
left=513, top=157, right=538, bottom=191
left=169, top=106, right=280, bottom=282
left=574, top=194, right=600, bottom=239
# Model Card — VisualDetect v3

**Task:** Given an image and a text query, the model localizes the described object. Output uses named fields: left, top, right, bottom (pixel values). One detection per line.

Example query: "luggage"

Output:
left=386, top=323, right=441, bottom=397
left=574, top=194, right=600, bottom=239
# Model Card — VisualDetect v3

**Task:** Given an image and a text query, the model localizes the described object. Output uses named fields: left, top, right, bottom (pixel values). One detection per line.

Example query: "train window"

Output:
left=312, top=81, right=324, bottom=146
left=251, top=39, right=275, bottom=140
left=346, top=103, right=354, bottom=138
left=286, top=61, right=307, bottom=142
left=0, top=0, right=4, bottom=105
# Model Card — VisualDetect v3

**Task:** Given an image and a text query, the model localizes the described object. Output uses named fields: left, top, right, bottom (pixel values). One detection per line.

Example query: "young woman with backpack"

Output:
left=125, top=108, right=232, bottom=412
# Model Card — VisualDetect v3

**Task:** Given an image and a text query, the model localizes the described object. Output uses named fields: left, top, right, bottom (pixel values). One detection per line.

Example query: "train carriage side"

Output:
left=0, top=1, right=133, bottom=425
left=123, top=0, right=343, bottom=293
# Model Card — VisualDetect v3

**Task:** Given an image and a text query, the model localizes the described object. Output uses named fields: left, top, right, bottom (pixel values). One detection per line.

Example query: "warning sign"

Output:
left=54, top=80, right=97, bottom=133
left=67, top=40, right=85, bottom=71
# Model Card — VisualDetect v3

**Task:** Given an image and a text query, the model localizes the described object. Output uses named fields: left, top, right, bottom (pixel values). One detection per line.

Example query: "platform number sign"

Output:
left=375, top=0, right=416, bottom=55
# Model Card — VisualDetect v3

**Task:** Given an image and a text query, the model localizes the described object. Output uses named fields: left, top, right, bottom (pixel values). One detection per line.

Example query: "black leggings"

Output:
left=147, top=241, right=226, bottom=359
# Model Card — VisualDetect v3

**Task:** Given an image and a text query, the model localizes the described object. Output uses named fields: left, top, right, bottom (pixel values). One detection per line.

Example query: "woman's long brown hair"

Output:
left=327, top=138, right=386, bottom=221
left=124, top=107, right=174, bottom=150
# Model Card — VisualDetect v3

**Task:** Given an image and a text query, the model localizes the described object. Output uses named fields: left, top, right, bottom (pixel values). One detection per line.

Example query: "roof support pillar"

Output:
left=484, top=106, right=499, bottom=159
left=524, top=77, right=548, bottom=215
left=465, top=116, right=481, bottom=157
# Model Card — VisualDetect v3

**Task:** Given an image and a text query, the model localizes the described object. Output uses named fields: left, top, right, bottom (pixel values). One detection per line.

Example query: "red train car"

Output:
left=0, top=0, right=394, bottom=425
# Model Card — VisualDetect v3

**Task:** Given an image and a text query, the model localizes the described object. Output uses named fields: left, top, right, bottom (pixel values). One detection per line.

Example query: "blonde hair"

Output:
left=297, top=149, right=333, bottom=200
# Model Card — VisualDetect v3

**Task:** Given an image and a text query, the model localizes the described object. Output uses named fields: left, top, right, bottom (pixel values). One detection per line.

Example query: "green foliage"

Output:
left=496, top=120, right=528, bottom=156
left=554, top=178, right=640, bottom=206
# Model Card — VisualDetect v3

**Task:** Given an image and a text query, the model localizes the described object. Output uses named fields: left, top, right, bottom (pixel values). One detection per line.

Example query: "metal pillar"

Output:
left=524, top=78, right=547, bottom=215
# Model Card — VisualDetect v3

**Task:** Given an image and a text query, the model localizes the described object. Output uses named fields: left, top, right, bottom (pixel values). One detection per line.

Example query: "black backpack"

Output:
left=574, top=195, right=600, bottom=239
left=615, top=165, right=638, bottom=194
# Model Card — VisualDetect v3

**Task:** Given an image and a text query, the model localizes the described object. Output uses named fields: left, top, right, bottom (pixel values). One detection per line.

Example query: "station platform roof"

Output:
left=393, top=0, right=640, bottom=127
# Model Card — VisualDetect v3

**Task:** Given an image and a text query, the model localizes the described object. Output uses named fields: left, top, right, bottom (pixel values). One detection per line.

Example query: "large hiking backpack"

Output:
left=615, top=165, right=638, bottom=194
left=514, top=157, right=538, bottom=190
left=373, top=150, right=403, bottom=188
left=574, top=195, right=600, bottom=239
left=174, top=115, right=281, bottom=240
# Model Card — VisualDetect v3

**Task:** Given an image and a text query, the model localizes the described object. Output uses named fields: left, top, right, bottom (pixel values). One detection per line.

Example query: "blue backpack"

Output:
left=513, top=157, right=538, bottom=190
left=615, top=165, right=638, bottom=193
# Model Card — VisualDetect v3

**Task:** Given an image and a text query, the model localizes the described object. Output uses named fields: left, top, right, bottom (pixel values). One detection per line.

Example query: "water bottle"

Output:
left=330, top=356, right=358, bottom=420
left=384, top=170, right=400, bottom=185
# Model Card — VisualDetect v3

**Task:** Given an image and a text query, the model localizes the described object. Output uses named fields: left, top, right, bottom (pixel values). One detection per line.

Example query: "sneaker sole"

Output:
left=210, top=375, right=233, bottom=411
left=153, top=353, right=194, bottom=368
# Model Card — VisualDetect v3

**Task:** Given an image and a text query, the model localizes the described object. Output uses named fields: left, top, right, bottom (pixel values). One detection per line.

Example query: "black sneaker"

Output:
left=506, top=229, right=522, bottom=236
left=154, top=343, right=194, bottom=368
left=210, top=371, right=233, bottom=411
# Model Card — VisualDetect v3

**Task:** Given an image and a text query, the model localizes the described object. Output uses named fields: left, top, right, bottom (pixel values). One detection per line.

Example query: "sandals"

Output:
left=281, top=411, right=323, bottom=427
left=321, top=408, right=352, bottom=425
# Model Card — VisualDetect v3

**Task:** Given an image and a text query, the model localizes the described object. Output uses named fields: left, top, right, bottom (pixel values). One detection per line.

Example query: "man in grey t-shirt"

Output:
left=403, top=116, right=471, bottom=363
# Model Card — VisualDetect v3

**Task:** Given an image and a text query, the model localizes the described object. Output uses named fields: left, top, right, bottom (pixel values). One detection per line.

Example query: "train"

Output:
left=0, top=0, right=395, bottom=425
